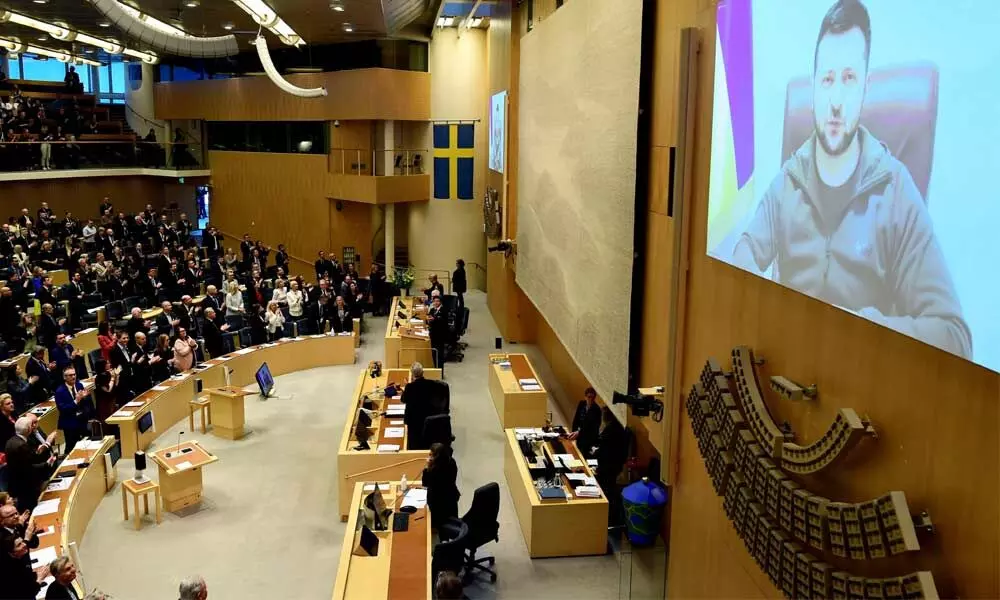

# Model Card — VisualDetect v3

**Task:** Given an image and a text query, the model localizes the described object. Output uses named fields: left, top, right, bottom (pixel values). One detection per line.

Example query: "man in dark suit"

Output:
left=36, top=278, right=57, bottom=310
left=240, top=233, right=254, bottom=264
left=204, top=226, right=223, bottom=258
left=54, top=366, right=94, bottom=452
left=125, top=308, right=150, bottom=340
left=594, top=407, right=628, bottom=526
left=140, top=267, right=162, bottom=306
left=427, top=295, right=449, bottom=368
left=568, top=387, right=603, bottom=459
left=182, top=259, right=201, bottom=298
left=177, top=296, right=195, bottom=335
left=25, top=348, right=56, bottom=406
left=401, top=362, right=438, bottom=450
left=109, top=331, right=133, bottom=400
left=5, top=417, right=57, bottom=510
left=156, top=301, right=180, bottom=337
left=202, top=308, right=229, bottom=358
left=424, top=274, right=445, bottom=297
left=314, top=251, right=334, bottom=280
left=0, top=534, right=46, bottom=599
left=50, top=333, right=85, bottom=377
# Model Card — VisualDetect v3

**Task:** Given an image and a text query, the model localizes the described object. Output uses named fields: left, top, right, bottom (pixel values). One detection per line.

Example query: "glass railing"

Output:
left=0, top=141, right=205, bottom=172
left=329, top=148, right=429, bottom=176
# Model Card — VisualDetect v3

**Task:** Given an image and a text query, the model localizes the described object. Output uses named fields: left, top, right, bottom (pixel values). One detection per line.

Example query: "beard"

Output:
left=815, top=118, right=859, bottom=156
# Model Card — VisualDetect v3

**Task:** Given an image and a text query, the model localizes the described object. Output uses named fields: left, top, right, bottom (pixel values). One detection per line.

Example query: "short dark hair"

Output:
left=814, top=0, right=871, bottom=72
left=584, top=387, right=597, bottom=397
left=434, top=571, right=463, bottom=600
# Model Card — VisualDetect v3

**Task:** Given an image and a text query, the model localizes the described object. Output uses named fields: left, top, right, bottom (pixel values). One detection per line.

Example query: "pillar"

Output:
left=385, top=204, right=396, bottom=273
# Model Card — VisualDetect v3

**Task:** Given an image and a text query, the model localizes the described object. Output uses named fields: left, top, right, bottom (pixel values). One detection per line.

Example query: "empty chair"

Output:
left=87, top=349, right=103, bottom=374
left=442, top=482, right=500, bottom=584
left=422, top=414, right=454, bottom=449
left=429, top=379, right=450, bottom=415
left=432, top=519, right=469, bottom=582
left=225, top=314, right=244, bottom=330
left=123, top=296, right=142, bottom=312
left=238, top=327, right=252, bottom=349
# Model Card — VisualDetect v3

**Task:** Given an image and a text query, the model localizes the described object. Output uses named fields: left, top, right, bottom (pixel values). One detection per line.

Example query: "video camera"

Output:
left=612, top=389, right=664, bottom=421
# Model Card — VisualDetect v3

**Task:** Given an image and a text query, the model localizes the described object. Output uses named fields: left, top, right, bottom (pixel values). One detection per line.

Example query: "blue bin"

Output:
left=622, top=478, right=668, bottom=546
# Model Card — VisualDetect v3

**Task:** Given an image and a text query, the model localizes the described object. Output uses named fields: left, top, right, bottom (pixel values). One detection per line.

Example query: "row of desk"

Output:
left=336, top=365, right=441, bottom=521
left=383, top=296, right=432, bottom=369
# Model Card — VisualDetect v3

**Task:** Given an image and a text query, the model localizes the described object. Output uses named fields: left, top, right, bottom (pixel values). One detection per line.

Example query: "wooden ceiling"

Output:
left=0, top=0, right=403, bottom=59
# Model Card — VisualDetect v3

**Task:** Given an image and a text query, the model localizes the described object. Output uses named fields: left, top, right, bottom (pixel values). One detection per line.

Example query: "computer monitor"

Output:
left=107, top=440, right=122, bottom=466
left=397, top=311, right=406, bottom=321
left=354, top=420, right=372, bottom=450
left=398, top=300, right=407, bottom=310
left=255, top=362, right=274, bottom=397
left=137, top=412, right=154, bottom=434
left=544, top=456, right=556, bottom=483
left=364, top=483, right=391, bottom=530
left=357, top=408, right=372, bottom=428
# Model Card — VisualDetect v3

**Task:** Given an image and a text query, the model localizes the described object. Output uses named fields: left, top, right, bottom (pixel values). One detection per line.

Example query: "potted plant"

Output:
left=392, top=265, right=416, bottom=296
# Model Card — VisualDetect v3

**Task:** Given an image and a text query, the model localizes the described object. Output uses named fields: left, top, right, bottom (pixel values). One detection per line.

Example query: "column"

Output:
left=383, top=119, right=395, bottom=176
left=385, top=204, right=395, bottom=273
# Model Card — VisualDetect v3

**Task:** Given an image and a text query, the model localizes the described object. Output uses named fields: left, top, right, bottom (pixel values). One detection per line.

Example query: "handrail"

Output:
left=329, top=147, right=429, bottom=177
left=125, top=104, right=166, bottom=134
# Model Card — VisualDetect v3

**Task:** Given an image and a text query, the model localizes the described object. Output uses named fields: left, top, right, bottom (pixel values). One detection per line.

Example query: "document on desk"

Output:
left=385, top=404, right=405, bottom=416
left=233, top=347, right=255, bottom=355
left=29, top=547, right=58, bottom=570
left=384, top=427, right=405, bottom=439
left=553, top=454, right=583, bottom=469
left=566, top=473, right=598, bottom=486
left=75, top=438, right=105, bottom=451
left=111, top=410, right=130, bottom=418
left=518, top=378, right=538, bottom=386
left=125, top=400, right=146, bottom=407
left=60, top=458, right=84, bottom=467
left=376, top=444, right=401, bottom=453
left=574, top=485, right=602, bottom=499
left=150, top=385, right=170, bottom=391
left=45, top=477, right=73, bottom=492
left=587, top=459, right=599, bottom=469
left=521, top=384, right=543, bottom=391
left=35, top=525, right=55, bottom=538
left=389, top=420, right=404, bottom=426
left=175, top=461, right=194, bottom=471
left=32, top=499, right=60, bottom=517
left=30, top=407, right=49, bottom=416
left=402, top=488, right=428, bottom=509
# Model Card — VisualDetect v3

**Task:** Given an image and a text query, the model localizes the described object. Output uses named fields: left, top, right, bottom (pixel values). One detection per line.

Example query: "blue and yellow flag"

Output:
left=433, top=123, right=474, bottom=200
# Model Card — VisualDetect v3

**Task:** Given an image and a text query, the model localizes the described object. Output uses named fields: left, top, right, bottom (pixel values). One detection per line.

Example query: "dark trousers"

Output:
left=456, top=292, right=464, bottom=309
left=63, top=427, right=86, bottom=453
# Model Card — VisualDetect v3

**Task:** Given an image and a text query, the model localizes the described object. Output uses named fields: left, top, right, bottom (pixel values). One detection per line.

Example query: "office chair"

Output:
left=225, top=314, right=244, bottom=330
left=433, top=519, right=469, bottom=580
left=442, top=482, right=500, bottom=584
left=238, top=327, right=252, bottom=349
left=104, top=301, right=125, bottom=326
left=429, top=379, right=450, bottom=415
left=123, top=296, right=142, bottom=312
left=421, top=414, right=454, bottom=448
left=87, top=349, right=102, bottom=374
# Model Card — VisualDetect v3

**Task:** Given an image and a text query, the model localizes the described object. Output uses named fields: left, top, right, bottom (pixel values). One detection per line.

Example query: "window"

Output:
left=20, top=56, right=65, bottom=82
left=77, top=65, right=92, bottom=92
left=8, top=57, right=21, bottom=79
left=206, top=122, right=327, bottom=154
left=110, top=62, right=125, bottom=93
left=97, top=64, right=109, bottom=93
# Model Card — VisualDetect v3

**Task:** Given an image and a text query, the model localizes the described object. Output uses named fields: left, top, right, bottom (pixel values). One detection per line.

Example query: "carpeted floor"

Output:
left=79, top=291, right=658, bottom=600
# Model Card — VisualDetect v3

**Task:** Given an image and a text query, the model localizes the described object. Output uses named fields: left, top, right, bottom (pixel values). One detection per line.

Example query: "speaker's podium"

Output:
left=207, top=386, right=252, bottom=440
left=150, top=441, right=219, bottom=512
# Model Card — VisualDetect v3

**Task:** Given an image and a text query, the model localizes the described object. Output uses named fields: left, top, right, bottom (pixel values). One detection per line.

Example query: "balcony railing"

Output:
left=0, top=141, right=205, bottom=172
left=329, top=148, right=429, bottom=177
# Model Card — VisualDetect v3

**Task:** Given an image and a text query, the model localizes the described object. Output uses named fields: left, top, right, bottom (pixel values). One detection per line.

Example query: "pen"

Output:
left=414, top=515, right=425, bottom=521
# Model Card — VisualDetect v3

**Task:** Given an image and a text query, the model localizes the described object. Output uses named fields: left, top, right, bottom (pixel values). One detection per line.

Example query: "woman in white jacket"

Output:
left=271, top=279, right=288, bottom=305
left=225, top=281, right=244, bottom=315
left=286, top=280, right=304, bottom=318
left=265, top=301, right=285, bottom=341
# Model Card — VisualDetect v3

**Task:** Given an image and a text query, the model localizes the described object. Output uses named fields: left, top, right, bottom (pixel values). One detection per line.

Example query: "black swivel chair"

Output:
left=442, top=482, right=500, bottom=584
left=422, top=414, right=454, bottom=448
left=432, top=519, right=469, bottom=581
left=86, top=349, right=103, bottom=374
left=429, top=379, right=451, bottom=415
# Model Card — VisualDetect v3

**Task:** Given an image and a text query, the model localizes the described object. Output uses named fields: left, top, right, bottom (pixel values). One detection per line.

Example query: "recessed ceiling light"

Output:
left=98, top=21, right=111, bottom=27
left=222, top=22, right=234, bottom=30
left=184, top=0, right=200, bottom=7
left=342, top=23, right=353, bottom=32
left=32, top=0, right=48, bottom=4
left=83, top=48, right=94, bottom=53
left=330, top=1, right=345, bottom=11
left=37, top=35, right=48, bottom=41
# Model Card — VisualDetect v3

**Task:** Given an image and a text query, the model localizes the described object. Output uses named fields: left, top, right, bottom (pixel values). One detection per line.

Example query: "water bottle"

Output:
left=400, top=474, right=409, bottom=494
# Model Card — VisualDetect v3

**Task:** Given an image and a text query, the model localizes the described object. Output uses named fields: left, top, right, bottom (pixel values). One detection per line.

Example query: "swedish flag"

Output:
left=433, top=123, right=475, bottom=200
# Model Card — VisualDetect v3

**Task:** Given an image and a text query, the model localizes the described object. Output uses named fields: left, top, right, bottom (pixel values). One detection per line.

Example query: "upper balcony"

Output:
left=327, top=148, right=430, bottom=205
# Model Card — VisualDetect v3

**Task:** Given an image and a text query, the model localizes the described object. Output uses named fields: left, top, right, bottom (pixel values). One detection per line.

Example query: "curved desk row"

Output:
left=107, top=332, right=358, bottom=456
left=384, top=296, right=432, bottom=369
left=336, top=366, right=441, bottom=520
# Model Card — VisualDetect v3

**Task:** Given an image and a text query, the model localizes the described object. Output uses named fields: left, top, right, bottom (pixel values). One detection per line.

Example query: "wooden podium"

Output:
left=150, top=441, right=219, bottom=512
left=207, top=386, right=252, bottom=440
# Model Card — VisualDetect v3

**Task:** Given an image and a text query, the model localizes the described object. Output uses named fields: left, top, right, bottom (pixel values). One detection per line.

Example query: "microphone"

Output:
left=174, top=430, right=184, bottom=457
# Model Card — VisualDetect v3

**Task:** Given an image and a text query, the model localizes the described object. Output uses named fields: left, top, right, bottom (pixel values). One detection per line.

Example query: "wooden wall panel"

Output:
left=154, top=69, right=431, bottom=121
left=207, top=151, right=372, bottom=273
left=659, top=1, right=1000, bottom=598
left=0, top=177, right=205, bottom=222
left=329, top=121, right=374, bottom=175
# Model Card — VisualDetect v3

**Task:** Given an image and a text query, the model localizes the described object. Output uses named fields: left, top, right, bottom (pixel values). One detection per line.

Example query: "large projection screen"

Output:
left=708, top=0, right=1000, bottom=372
left=517, top=0, right=643, bottom=410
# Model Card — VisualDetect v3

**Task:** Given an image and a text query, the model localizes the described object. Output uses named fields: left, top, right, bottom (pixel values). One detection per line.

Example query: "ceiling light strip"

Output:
left=0, top=36, right=100, bottom=66
left=0, top=9, right=158, bottom=63
left=233, top=0, right=304, bottom=46
left=88, top=0, right=239, bottom=58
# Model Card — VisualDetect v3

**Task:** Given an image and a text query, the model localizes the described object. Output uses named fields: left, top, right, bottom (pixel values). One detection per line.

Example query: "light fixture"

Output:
left=252, top=36, right=326, bottom=97
left=436, top=16, right=455, bottom=27
left=222, top=21, right=234, bottom=30
left=37, top=35, right=48, bottom=42
left=342, top=23, right=353, bottom=32
left=98, top=21, right=112, bottom=27
left=330, top=1, right=345, bottom=11
left=1, top=9, right=159, bottom=63
left=233, top=0, right=304, bottom=46
left=122, top=47, right=159, bottom=64
left=90, top=0, right=238, bottom=57
left=32, top=0, right=49, bottom=4
left=184, top=0, right=200, bottom=6
left=469, top=17, right=483, bottom=27
left=0, top=36, right=101, bottom=66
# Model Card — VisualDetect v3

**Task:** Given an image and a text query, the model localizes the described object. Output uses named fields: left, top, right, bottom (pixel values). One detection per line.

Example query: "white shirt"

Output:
left=265, top=310, right=285, bottom=333
left=82, top=224, right=97, bottom=241
left=225, top=291, right=244, bottom=313
left=271, top=287, right=287, bottom=305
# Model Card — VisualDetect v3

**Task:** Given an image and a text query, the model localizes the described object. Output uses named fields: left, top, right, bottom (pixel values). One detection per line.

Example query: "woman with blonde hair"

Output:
left=286, top=280, right=304, bottom=318
left=265, top=301, right=285, bottom=341
left=271, top=279, right=288, bottom=305
left=225, top=281, right=244, bottom=315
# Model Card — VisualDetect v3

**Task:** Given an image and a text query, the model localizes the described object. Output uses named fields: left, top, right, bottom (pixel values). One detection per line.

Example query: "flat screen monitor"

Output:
left=256, top=362, right=274, bottom=397
left=357, top=409, right=372, bottom=428
left=137, top=412, right=153, bottom=434
left=107, top=440, right=122, bottom=466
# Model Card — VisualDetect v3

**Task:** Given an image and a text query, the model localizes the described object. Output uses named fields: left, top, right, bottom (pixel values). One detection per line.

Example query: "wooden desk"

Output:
left=331, top=481, right=431, bottom=600
left=206, top=386, right=251, bottom=440
left=503, top=428, right=609, bottom=558
left=488, top=354, right=548, bottom=428
left=107, top=333, right=357, bottom=457
left=384, top=296, right=432, bottom=369
left=149, top=440, right=218, bottom=512
left=30, top=436, right=115, bottom=598
left=336, top=367, right=441, bottom=520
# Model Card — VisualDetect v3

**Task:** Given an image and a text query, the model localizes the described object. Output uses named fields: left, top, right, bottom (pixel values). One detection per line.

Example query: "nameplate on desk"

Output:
left=30, top=407, right=49, bottom=416
left=383, top=427, right=404, bottom=439
left=376, top=444, right=401, bottom=453
left=388, top=420, right=404, bottom=426
left=175, top=460, right=194, bottom=470
left=125, top=400, right=145, bottom=407
left=150, top=385, right=170, bottom=391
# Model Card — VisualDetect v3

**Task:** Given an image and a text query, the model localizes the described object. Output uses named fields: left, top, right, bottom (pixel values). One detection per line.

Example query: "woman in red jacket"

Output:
left=97, top=321, right=116, bottom=361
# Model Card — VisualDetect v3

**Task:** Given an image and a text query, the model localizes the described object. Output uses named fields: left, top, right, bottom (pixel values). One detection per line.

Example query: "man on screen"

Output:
left=733, top=0, right=971, bottom=358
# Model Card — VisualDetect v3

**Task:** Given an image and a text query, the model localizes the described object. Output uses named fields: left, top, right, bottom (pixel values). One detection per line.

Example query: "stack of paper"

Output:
left=518, top=378, right=538, bottom=386
left=125, top=400, right=145, bottom=407
left=587, top=459, right=599, bottom=469
left=111, top=410, right=130, bottom=418
left=60, top=458, right=84, bottom=468
left=376, top=444, right=401, bottom=453
left=175, top=461, right=194, bottom=471
left=521, top=384, right=542, bottom=391
left=383, top=427, right=405, bottom=439
left=402, top=488, right=428, bottom=509
left=385, top=404, right=405, bottom=416
left=45, top=478, right=73, bottom=493
left=566, top=473, right=598, bottom=486
left=151, top=385, right=170, bottom=391
left=32, top=499, right=60, bottom=517
left=575, top=485, right=602, bottom=498
left=75, top=439, right=105, bottom=451
left=388, top=419, right=404, bottom=426
left=29, top=546, right=58, bottom=570
left=553, top=454, right=583, bottom=469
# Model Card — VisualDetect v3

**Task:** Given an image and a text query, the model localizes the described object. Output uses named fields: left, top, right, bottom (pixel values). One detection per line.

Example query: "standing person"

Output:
left=0, top=394, right=17, bottom=457
left=452, top=259, right=467, bottom=310
left=286, top=280, right=304, bottom=320
left=331, top=296, right=353, bottom=334
left=201, top=308, right=228, bottom=358
left=97, top=321, right=115, bottom=362
left=249, top=305, right=268, bottom=345
left=421, top=442, right=460, bottom=528
left=5, top=417, right=56, bottom=511
left=53, top=367, right=94, bottom=451
left=92, top=359, right=119, bottom=425
left=567, top=387, right=602, bottom=459
left=172, top=327, right=198, bottom=372
left=594, top=407, right=628, bottom=526
left=151, top=334, right=174, bottom=382
left=225, top=282, right=244, bottom=315
left=427, top=295, right=448, bottom=368
left=265, top=301, right=285, bottom=341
